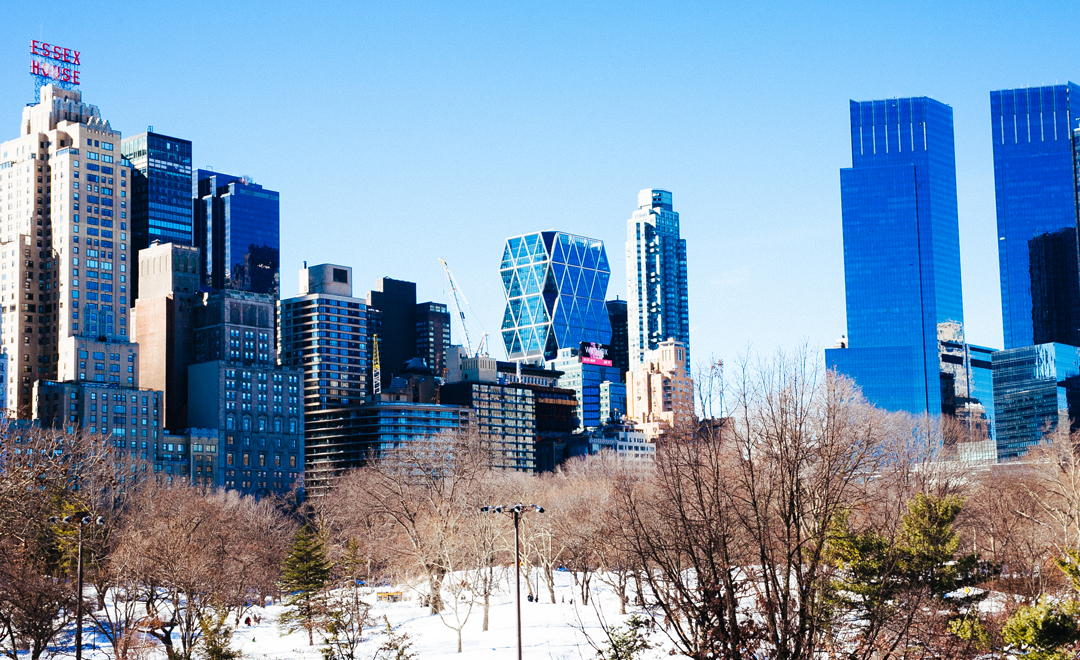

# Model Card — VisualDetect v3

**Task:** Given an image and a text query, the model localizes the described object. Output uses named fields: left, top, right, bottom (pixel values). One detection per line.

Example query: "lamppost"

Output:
left=479, top=503, right=543, bottom=660
left=49, top=513, right=103, bottom=660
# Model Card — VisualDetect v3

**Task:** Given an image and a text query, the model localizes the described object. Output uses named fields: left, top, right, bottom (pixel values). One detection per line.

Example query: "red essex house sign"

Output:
left=29, top=40, right=81, bottom=85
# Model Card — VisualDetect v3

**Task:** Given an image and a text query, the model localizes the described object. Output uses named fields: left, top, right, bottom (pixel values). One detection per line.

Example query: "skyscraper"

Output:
left=627, top=339, right=694, bottom=439
left=605, top=298, right=629, bottom=382
left=415, top=301, right=451, bottom=377
left=993, top=343, right=1080, bottom=460
left=366, top=278, right=415, bottom=388
left=626, top=189, right=689, bottom=367
left=825, top=97, right=969, bottom=414
left=187, top=288, right=304, bottom=494
left=990, top=84, right=1080, bottom=349
left=364, top=278, right=450, bottom=388
left=121, top=131, right=194, bottom=247
left=132, top=241, right=200, bottom=430
left=279, top=264, right=368, bottom=416
left=193, top=169, right=280, bottom=299
left=0, top=84, right=144, bottom=417
left=500, top=231, right=612, bottom=362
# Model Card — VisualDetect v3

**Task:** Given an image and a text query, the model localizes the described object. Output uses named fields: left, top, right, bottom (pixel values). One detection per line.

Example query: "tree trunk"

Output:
left=482, top=590, right=490, bottom=632
left=618, top=571, right=627, bottom=615
left=544, top=565, right=556, bottom=603
left=580, top=569, right=593, bottom=606
left=457, top=628, right=462, bottom=653
left=428, top=568, right=445, bottom=614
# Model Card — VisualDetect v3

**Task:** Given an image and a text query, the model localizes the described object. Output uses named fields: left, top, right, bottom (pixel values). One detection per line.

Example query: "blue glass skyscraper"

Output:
left=121, top=131, right=194, bottom=246
left=993, top=343, right=1080, bottom=459
left=825, top=97, right=967, bottom=414
left=626, top=190, right=690, bottom=367
left=193, top=169, right=280, bottom=299
left=121, top=131, right=193, bottom=306
left=991, top=84, right=1080, bottom=349
left=500, top=231, right=612, bottom=361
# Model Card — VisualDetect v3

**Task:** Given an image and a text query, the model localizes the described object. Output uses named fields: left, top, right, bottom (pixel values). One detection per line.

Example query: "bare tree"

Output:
left=114, top=482, right=289, bottom=660
left=617, top=348, right=897, bottom=659
left=335, top=429, right=490, bottom=615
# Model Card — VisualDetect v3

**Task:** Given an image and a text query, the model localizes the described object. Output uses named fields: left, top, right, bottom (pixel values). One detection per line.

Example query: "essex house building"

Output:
left=0, top=83, right=158, bottom=435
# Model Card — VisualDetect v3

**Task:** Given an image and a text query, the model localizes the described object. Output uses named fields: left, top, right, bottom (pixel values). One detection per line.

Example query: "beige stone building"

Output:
left=0, top=84, right=135, bottom=418
left=627, top=339, right=694, bottom=439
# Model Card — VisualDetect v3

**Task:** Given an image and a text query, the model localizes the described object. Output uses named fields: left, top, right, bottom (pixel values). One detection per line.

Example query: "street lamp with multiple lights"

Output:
left=48, top=513, right=103, bottom=660
left=479, top=503, right=543, bottom=660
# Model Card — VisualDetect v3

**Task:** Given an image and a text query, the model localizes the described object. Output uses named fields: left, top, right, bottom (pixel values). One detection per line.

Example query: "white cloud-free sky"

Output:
left=3, top=1, right=1077, bottom=362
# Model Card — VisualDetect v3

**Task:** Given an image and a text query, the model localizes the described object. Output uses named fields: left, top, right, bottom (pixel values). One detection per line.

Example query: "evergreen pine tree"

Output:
left=278, top=524, right=333, bottom=646
left=828, top=493, right=999, bottom=652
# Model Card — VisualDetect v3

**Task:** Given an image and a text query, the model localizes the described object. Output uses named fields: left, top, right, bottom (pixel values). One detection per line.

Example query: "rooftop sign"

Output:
left=30, top=40, right=80, bottom=87
left=580, top=342, right=613, bottom=367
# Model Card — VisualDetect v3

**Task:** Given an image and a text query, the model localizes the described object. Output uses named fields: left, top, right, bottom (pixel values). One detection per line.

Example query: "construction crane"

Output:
left=371, top=334, right=382, bottom=397
left=439, top=259, right=488, bottom=358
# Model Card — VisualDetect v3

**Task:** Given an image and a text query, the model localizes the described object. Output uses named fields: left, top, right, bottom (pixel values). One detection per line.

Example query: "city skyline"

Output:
left=5, top=3, right=1079, bottom=366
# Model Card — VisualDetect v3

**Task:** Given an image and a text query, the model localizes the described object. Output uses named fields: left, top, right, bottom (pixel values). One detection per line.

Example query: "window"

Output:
left=225, top=416, right=234, bottom=430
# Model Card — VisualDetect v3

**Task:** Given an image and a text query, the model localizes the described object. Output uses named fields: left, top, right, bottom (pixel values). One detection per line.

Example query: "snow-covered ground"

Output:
left=74, top=571, right=671, bottom=659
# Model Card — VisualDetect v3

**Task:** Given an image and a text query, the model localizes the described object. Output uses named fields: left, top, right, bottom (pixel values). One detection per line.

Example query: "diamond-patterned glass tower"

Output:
left=500, top=231, right=613, bottom=361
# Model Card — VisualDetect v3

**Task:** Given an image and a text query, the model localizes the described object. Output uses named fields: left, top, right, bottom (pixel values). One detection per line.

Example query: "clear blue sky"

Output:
left=2, top=1, right=1076, bottom=363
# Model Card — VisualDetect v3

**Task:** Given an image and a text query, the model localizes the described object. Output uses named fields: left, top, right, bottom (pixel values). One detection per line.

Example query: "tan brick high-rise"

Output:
left=1, top=84, right=133, bottom=418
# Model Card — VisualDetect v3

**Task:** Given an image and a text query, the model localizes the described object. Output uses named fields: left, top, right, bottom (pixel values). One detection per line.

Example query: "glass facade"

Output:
left=599, top=380, right=627, bottom=424
left=969, top=345, right=996, bottom=442
left=500, top=231, right=612, bottom=361
left=605, top=299, right=629, bottom=382
left=993, top=343, right=1080, bottom=460
left=626, top=190, right=690, bottom=366
left=825, top=97, right=967, bottom=415
left=546, top=347, right=623, bottom=432
left=121, top=132, right=193, bottom=247
left=991, top=84, right=1080, bottom=349
left=193, top=169, right=280, bottom=299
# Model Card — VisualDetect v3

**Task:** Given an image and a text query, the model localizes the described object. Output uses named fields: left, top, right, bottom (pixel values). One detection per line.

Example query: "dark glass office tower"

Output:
left=367, top=278, right=418, bottom=389
left=415, top=302, right=451, bottom=377
left=825, top=97, right=967, bottom=414
left=121, top=132, right=194, bottom=246
left=193, top=169, right=280, bottom=299
left=1029, top=227, right=1080, bottom=345
left=991, top=83, right=1080, bottom=349
left=121, top=131, right=193, bottom=304
left=605, top=298, right=629, bottom=382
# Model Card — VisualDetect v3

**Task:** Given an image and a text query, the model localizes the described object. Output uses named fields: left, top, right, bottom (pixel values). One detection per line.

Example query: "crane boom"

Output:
left=440, top=259, right=477, bottom=357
